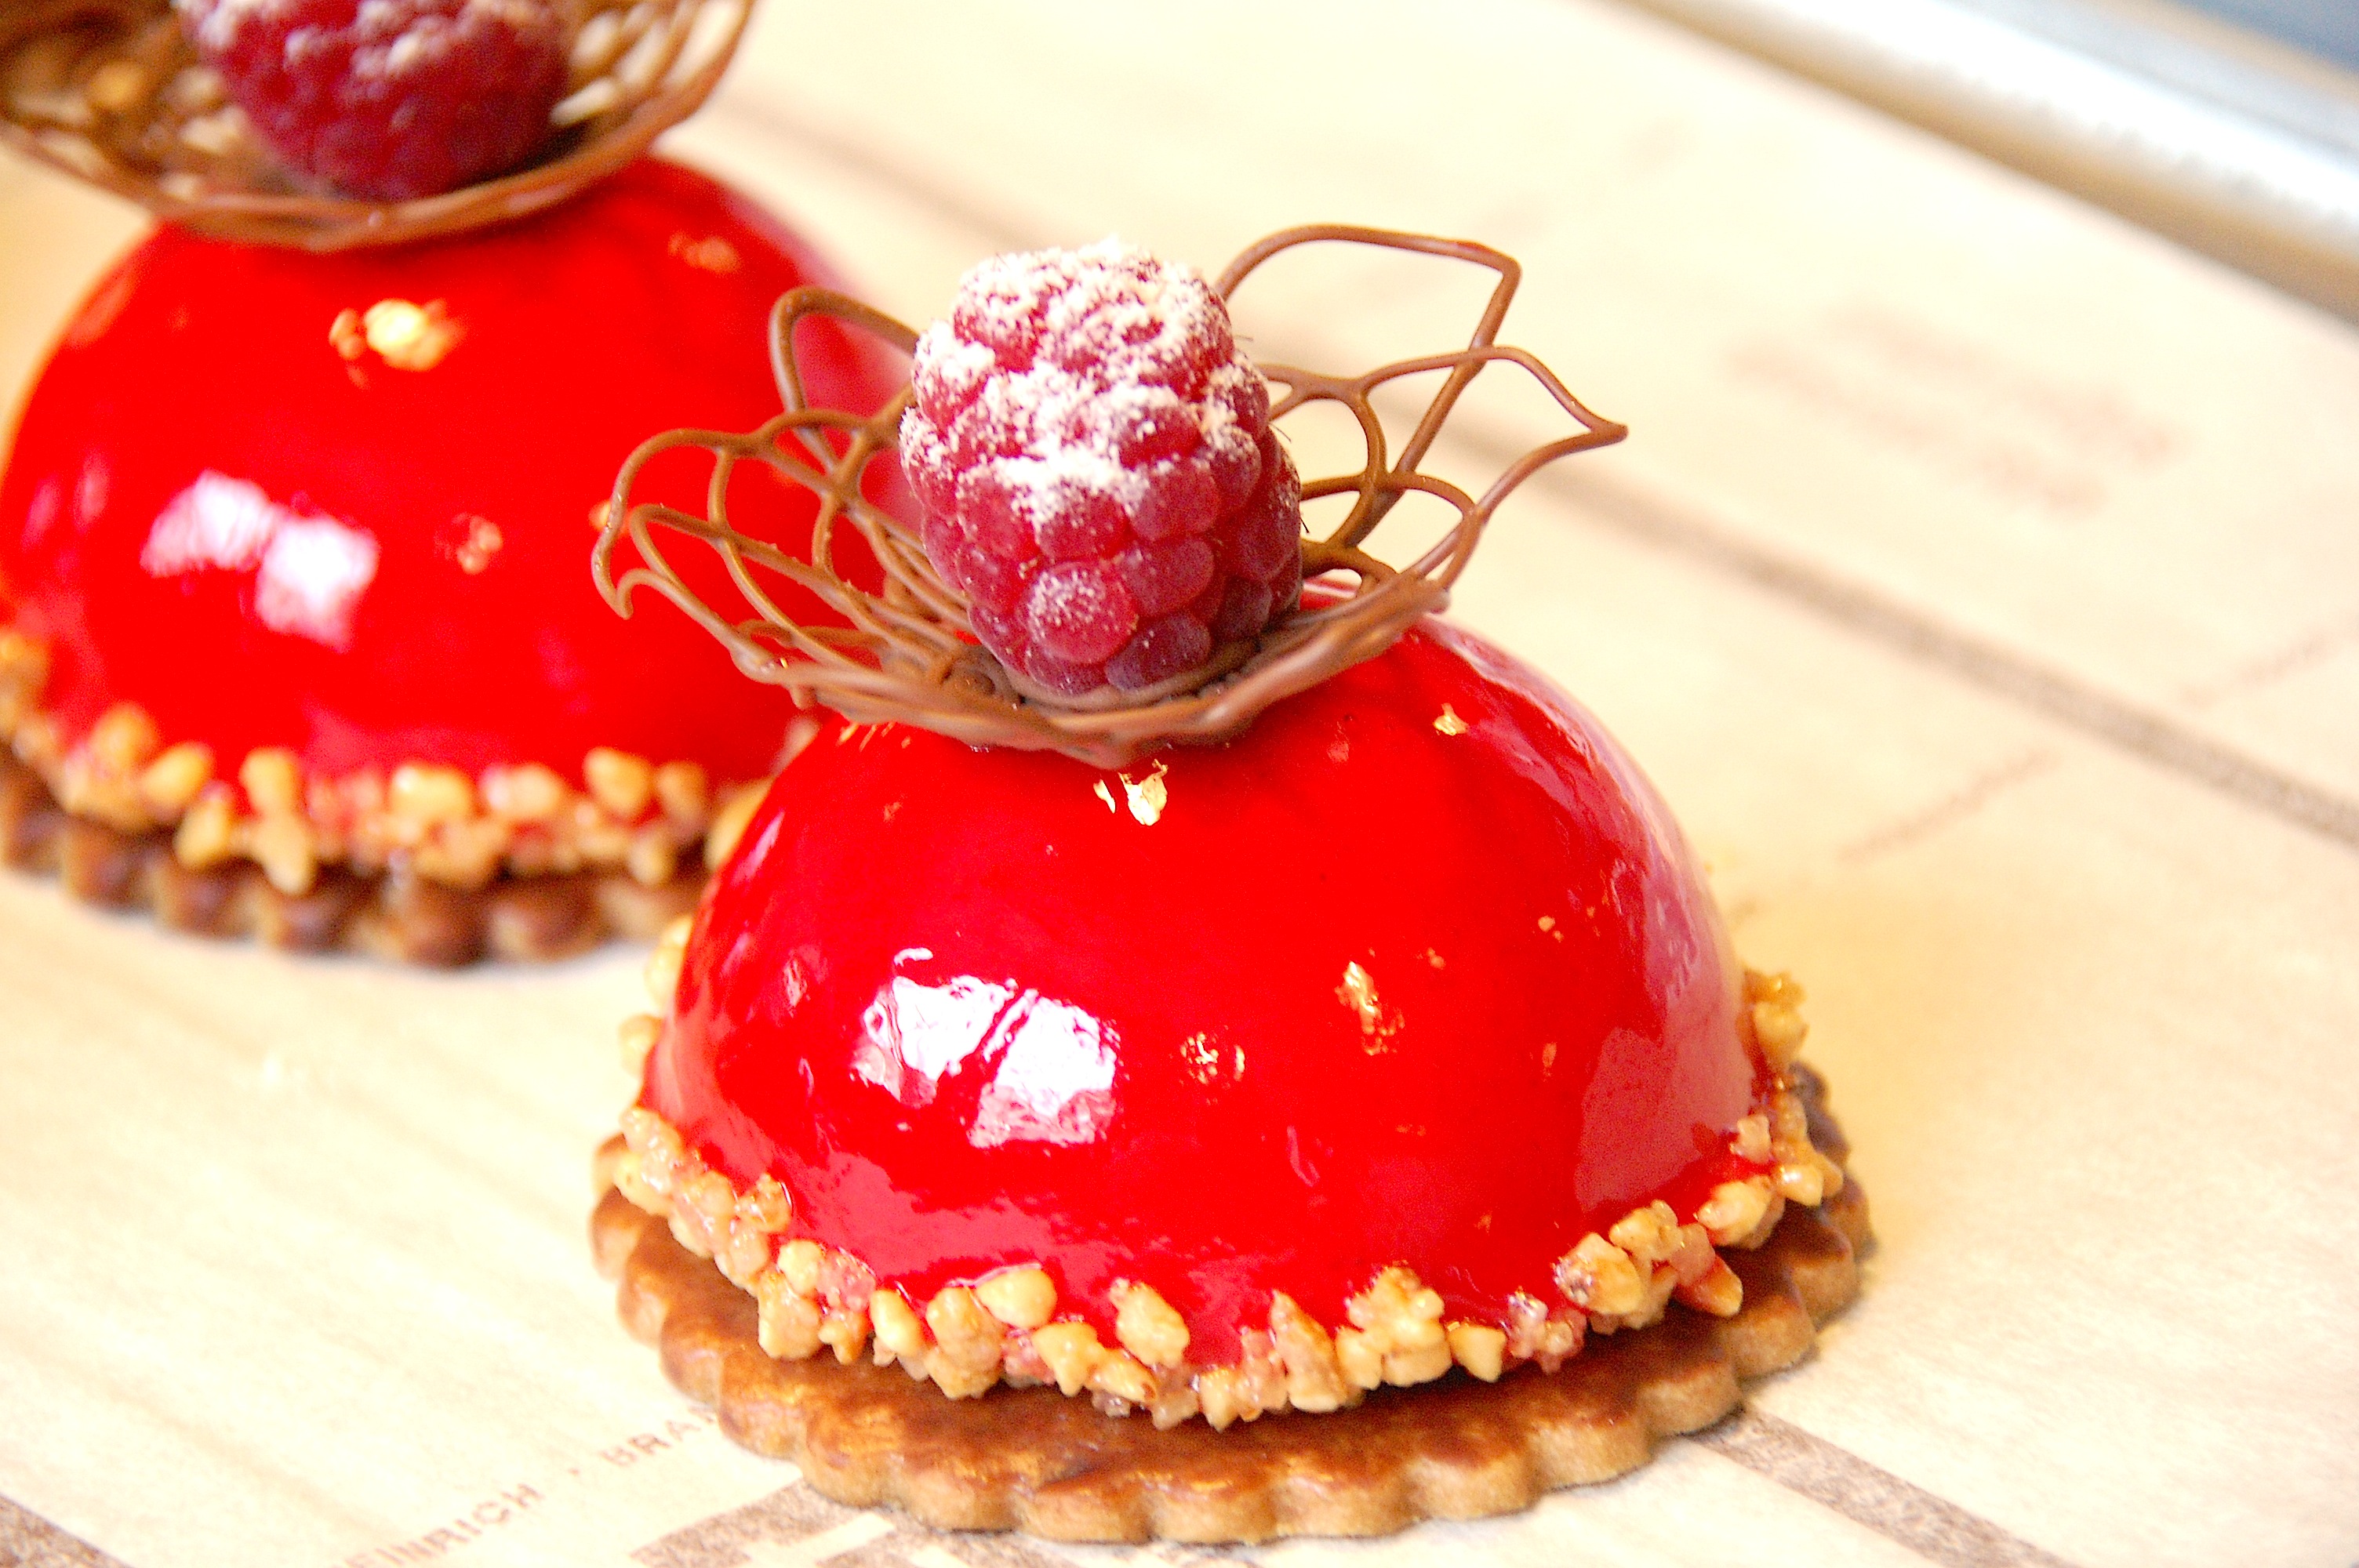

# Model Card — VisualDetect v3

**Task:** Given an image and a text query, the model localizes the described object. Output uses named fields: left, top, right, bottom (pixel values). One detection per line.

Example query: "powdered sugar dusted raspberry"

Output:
left=177, top=0, right=570, bottom=200
left=901, top=240, right=1302, bottom=695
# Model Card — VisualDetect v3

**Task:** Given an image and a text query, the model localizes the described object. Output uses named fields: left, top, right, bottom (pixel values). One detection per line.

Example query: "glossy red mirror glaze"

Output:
left=645, top=618, right=1770, bottom=1360
left=0, top=157, right=897, bottom=781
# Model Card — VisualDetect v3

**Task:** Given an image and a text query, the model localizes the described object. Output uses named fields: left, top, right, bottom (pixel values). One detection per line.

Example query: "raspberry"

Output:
left=177, top=0, right=571, bottom=201
left=901, top=240, right=1303, bottom=695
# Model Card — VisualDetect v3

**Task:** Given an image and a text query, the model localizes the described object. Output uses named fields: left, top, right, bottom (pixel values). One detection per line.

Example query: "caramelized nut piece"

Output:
left=59, top=763, right=147, bottom=831
left=1236, top=1329, right=1289, bottom=1410
left=1608, top=1200, right=1682, bottom=1266
left=754, top=1271, right=823, bottom=1358
left=816, top=1306, right=869, bottom=1364
left=669, top=1170, right=732, bottom=1260
left=999, top=1333, right=1052, bottom=1387
left=0, top=631, right=49, bottom=727
left=626, top=823, right=679, bottom=888
left=1111, top=1279, right=1189, bottom=1369
left=482, top=762, right=569, bottom=824
left=976, top=1265, right=1056, bottom=1330
left=1777, top=1157, right=1826, bottom=1207
left=1196, top=1367, right=1248, bottom=1430
left=590, top=1138, right=630, bottom=1193
left=1736, top=1192, right=1789, bottom=1250
left=608, top=1151, right=653, bottom=1213
left=575, top=817, right=633, bottom=868
left=174, top=790, right=237, bottom=869
left=1627, top=1263, right=1680, bottom=1330
left=706, top=782, right=766, bottom=869
left=1384, top=1336, right=1453, bottom=1385
left=1751, top=1002, right=1808, bottom=1064
left=870, top=1288, right=927, bottom=1363
left=714, top=1218, right=772, bottom=1289
left=927, top=1349, right=1001, bottom=1399
left=618, top=1104, right=678, bottom=1166
left=1148, top=1375, right=1201, bottom=1431
left=1089, top=1348, right=1157, bottom=1406
left=1697, top=1176, right=1776, bottom=1246
left=1504, top=1293, right=1585, bottom=1374
left=1732, top=1112, right=1773, bottom=1164
left=1268, top=1292, right=1349, bottom=1412
left=1029, top=1321, right=1104, bottom=1396
left=1333, top=1327, right=1383, bottom=1391
left=415, top=816, right=507, bottom=889
left=618, top=1014, right=661, bottom=1076
left=736, top=1176, right=791, bottom=1232
left=1674, top=1256, right=1745, bottom=1316
left=645, top=914, right=692, bottom=1008
left=585, top=746, right=655, bottom=818
left=90, top=703, right=159, bottom=771
left=1554, top=1233, right=1645, bottom=1317
left=13, top=711, right=59, bottom=767
left=1448, top=1322, right=1508, bottom=1381
left=239, top=748, right=302, bottom=816
left=1347, top=1267, right=1445, bottom=1344
left=389, top=762, right=476, bottom=826
left=139, top=742, right=213, bottom=813
left=249, top=813, right=318, bottom=895
left=653, top=760, right=711, bottom=826
left=1666, top=1222, right=1718, bottom=1284
left=925, top=1287, right=1004, bottom=1382
left=777, top=1239, right=823, bottom=1297
left=1746, top=969, right=1810, bottom=1068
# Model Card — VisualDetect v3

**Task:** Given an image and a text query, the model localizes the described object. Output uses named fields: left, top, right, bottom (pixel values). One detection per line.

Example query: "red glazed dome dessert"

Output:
left=597, top=234, right=1858, bottom=1504
left=616, top=615, right=1841, bottom=1426
left=0, top=157, right=896, bottom=960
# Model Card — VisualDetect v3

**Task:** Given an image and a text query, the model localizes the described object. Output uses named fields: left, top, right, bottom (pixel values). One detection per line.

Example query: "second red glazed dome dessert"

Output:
left=0, top=157, right=896, bottom=960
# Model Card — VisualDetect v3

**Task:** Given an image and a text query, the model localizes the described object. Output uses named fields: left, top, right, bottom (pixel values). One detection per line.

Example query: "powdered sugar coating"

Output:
left=177, top=0, right=570, bottom=199
left=902, top=241, right=1301, bottom=695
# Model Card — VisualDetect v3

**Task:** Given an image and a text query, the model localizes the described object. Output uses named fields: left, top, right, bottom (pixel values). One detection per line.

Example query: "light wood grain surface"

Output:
left=2, top=3, right=2354, bottom=1566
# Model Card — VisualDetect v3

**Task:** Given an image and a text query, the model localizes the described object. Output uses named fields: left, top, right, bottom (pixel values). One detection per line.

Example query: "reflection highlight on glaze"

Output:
left=255, top=515, right=380, bottom=648
left=142, top=470, right=278, bottom=573
left=852, top=956, right=1118, bottom=1149
left=855, top=964, right=1009, bottom=1109
left=141, top=471, right=381, bottom=648
left=972, top=995, right=1116, bottom=1149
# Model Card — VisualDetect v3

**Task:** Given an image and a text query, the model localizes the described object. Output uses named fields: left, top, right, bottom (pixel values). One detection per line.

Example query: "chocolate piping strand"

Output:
left=594, top=227, right=1627, bottom=768
left=1216, top=225, right=1530, bottom=550
left=0, top=0, right=747, bottom=251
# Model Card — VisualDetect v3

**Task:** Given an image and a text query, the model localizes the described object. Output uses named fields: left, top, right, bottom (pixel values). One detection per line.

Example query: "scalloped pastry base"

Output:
left=0, top=755, right=702, bottom=964
left=591, top=1067, right=1869, bottom=1543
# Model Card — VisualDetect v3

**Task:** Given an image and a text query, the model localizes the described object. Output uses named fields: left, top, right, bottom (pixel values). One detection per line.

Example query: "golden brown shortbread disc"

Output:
left=591, top=1068, right=1867, bottom=1543
left=0, top=756, right=700, bottom=964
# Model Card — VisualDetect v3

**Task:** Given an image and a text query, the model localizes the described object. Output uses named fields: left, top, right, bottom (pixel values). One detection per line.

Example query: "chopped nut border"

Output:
left=609, top=961, right=1839, bottom=1428
left=0, top=630, right=780, bottom=895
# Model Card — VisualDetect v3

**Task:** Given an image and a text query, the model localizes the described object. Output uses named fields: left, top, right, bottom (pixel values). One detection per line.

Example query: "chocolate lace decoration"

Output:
left=594, top=226, right=1627, bottom=768
left=0, top=0, right=746, bottom=250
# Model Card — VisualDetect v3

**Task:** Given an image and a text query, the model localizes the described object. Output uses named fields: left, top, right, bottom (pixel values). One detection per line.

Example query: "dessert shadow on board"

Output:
left=589, top=228, right=1869, bottom=1541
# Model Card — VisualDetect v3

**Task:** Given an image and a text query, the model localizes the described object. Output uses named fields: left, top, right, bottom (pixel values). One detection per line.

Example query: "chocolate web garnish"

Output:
left=594, top=225, right=1627, bottom=768
left=0, top=0, right=745, bottom=250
